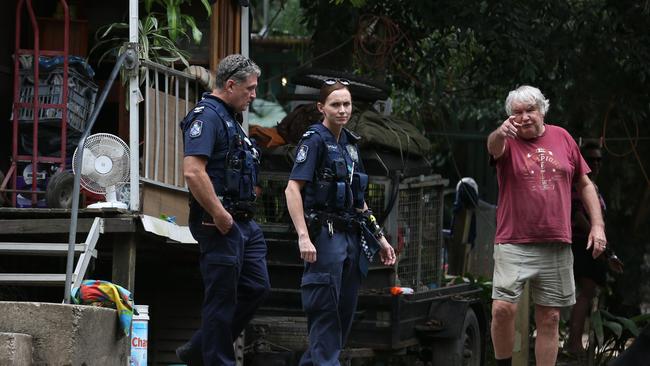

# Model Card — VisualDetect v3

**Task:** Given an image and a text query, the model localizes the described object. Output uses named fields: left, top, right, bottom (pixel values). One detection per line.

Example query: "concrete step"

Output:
left=0, top=273, right=66, bottom=286
left=0, top=302, right=129, bottom=365
left=0, top=242, right=93, bottom=256
left=0, top=332, right=33, bottom=365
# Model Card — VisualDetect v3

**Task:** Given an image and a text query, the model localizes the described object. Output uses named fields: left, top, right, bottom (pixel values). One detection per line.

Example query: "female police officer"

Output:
left=177, top=54, right=270, bottom=366
left=285, top=79, right=396, bottom=366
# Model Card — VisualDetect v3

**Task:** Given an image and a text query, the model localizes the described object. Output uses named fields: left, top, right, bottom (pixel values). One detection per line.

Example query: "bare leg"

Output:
left=535, top=304, right=561, bottom=366
left=567, top=277, right=598, bottom=353
left=491, top=300, right=518, bottom=359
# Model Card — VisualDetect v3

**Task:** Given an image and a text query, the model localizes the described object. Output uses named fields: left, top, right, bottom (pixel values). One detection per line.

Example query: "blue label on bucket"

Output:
left=130, top=320, right=148, bottom=366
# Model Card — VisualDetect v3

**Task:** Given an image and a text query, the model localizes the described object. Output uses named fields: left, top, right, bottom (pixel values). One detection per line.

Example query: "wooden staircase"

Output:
left=0, top=217, right=103, bottom=290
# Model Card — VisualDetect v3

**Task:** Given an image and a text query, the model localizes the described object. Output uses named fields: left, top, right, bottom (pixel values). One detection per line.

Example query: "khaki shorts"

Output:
left=492, top=243, right=575, bottom=307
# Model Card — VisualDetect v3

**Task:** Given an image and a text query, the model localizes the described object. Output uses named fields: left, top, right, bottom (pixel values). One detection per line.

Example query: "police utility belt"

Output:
left=306, top=210, right=383, bottom=237
left=190, top=194, right=257, bottom=221
left=307, top=211, right=360, bottom=234
left=222, top=197, right=256, bottom=220
left=305, top=210, right=384, bottom=262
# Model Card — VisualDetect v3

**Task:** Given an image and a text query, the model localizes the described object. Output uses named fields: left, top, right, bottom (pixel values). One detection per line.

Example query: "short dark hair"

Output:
left=215, top=54, right=261, bottom=89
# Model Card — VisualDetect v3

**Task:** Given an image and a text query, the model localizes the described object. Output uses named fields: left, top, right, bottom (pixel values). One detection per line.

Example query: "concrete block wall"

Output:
left=0, top=302, right=129, bottom=366
left=0, top=332, right=33, bottom=365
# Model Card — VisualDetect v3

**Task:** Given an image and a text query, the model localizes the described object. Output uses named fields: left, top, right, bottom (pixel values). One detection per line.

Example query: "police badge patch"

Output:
left=296, top=144, right=309, bottom=163
left=346, top=144, right=359, bottom=163
left=189, top=120, right=203, bottom=138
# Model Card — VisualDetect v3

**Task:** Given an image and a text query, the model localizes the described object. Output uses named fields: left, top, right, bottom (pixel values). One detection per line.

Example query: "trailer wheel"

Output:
left=46, top=171, right=74, bottom=208
left=431, top=308, right=481, bottom=366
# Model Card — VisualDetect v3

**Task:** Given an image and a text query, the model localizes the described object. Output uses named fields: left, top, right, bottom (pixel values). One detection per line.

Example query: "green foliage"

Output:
left=89, top=13, right=192, bottom=111
left=445, top=273, right=493, bottom=307
left=90, top=0, right=211, bottom=71
left=589, top=310, right=650, bottom=364
left=90, top=14, right=191, bottom=69
left=250, top=0, right=310, bottom=37
left=300, top=0, right=359, bottom=69
left=332, top=0, right=366, bottom=7
left=299, top=0, right=650, bottom=146
left=144, top=0, right=212, bottom=44
left=349, top=0, right=650, bottom=143
left=273, top=1, right=310, bottom=37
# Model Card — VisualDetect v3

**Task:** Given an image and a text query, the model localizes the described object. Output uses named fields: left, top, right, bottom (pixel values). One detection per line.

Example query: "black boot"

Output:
left=176, top=341, right=203, bottom=366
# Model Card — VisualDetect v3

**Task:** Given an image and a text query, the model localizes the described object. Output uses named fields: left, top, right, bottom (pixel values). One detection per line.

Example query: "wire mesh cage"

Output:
left=365, top=181, right=387, bottom=217
left=395, top=176, right=447, bottom=290
left=256, top=173, right=292, bottom=225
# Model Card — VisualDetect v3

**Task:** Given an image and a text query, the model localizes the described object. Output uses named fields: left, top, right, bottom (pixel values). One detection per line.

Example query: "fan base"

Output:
left=87, top=201, right=128, bottom=209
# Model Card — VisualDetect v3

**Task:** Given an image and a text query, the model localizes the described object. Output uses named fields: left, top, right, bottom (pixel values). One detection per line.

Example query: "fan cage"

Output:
left=72, top=133, right=130, bottom=194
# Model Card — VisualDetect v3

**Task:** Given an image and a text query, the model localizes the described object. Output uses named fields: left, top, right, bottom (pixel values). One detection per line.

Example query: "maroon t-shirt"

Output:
left=494, top=124, right=590, bottom=244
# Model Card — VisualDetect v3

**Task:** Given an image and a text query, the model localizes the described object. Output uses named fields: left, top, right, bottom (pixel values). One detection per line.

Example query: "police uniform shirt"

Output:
left=182, top=93, right=236, bottom=178
left=289, top=124, right=365, bottom=183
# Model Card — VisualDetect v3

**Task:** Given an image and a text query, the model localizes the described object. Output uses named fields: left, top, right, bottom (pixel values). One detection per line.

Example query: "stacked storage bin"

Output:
left=14, top=57, right=97, bottom=207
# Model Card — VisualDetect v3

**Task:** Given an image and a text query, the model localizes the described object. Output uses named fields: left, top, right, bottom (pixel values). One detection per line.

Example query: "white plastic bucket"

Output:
left=130, top=305, right=149, bottom=366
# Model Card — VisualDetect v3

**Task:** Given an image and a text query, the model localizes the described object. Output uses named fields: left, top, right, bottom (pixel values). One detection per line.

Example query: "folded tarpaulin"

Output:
left=277, top=104, right=431, bottom=157
left=71, top=279, right=136, bottom=337
left=346, top=109, right=432, bottom=157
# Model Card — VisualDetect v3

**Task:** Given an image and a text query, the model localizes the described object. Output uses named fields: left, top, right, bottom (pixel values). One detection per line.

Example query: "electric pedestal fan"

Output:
left=72, top=133, right=130, bottom=209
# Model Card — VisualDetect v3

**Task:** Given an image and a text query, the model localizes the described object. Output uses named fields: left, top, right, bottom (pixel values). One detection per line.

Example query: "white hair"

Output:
left=504, top=85, right=550, bottom=115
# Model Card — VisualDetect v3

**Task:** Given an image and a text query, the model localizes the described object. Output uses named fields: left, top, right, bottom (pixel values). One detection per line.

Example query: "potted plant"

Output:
left=90, top=0, right=212, bottom=71
left=144, top=0, right=212, bottom=45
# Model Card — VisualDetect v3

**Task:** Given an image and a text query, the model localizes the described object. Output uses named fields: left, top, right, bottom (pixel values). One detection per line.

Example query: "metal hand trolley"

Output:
left=1, top=0, right=92, bottom=208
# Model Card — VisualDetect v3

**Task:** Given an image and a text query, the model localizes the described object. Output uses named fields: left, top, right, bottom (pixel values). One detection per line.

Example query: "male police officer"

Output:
left=177, top=54, right=270, bottom=366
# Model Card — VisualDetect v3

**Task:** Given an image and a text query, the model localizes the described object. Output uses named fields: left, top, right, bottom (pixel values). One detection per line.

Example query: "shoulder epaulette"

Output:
left=301, top=129, right=317, bottom=139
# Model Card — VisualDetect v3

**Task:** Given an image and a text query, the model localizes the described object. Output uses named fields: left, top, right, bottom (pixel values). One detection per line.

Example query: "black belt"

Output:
left=316, top=212, right=361, bottom=233
left=190, top=194, right=256, bottom=221
left=224, top=199, right=256, bottom=220
left=230, top=209, right=254, bottom=221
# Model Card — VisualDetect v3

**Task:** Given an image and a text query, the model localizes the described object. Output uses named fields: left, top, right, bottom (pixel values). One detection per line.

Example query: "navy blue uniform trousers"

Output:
left=188, top=218, right=270, bottom=366
left=299, top=229, right=363, bottom=366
